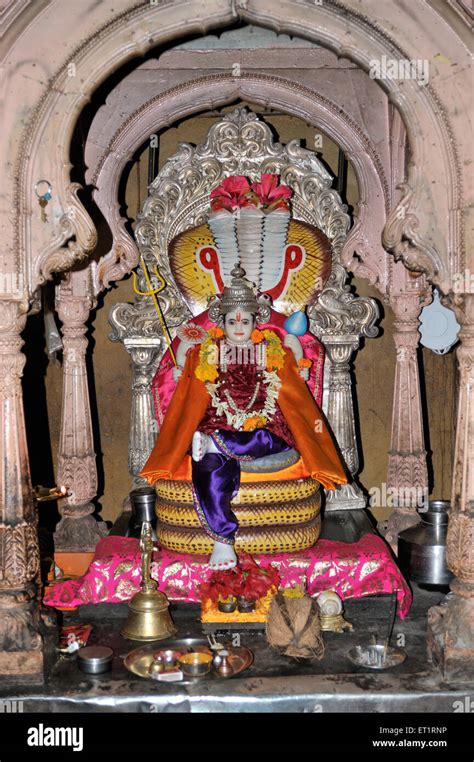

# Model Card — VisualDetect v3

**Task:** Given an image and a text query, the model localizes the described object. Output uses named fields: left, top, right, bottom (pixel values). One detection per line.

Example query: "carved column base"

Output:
left=0, top=586, right=44, bottom=681
left=427, top=589, right=474, bottom=682
left=381, top=508, right=421, bottom=551
left=54, top=511, right=108, bottom=552
left=325, top=482, right=366, bottom=511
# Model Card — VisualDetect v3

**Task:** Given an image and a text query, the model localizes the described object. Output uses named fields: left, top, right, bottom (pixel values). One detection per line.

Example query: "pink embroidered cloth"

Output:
left=44, top=534, right=412, bottom=618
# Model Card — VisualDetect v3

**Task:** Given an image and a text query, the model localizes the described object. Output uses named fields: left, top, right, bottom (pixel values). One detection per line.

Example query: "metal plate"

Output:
left=348, top=644, right=407, bottom=670
left=124, top=637, right=253, bottom=681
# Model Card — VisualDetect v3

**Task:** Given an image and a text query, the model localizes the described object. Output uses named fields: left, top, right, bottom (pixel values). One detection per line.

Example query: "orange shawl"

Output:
left=140, top=346, right=348, bottom=490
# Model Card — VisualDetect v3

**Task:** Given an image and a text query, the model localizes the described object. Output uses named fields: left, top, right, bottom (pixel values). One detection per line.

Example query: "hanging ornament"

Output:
left=419, top=289, right=460, bottom=355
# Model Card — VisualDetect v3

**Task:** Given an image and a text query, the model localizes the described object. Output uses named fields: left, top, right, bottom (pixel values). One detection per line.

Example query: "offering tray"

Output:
left=124, top=637, right=253, bottom=681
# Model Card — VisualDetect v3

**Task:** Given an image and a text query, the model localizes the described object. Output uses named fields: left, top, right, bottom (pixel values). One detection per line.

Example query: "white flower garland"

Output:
left=206, top=369, right=281, bottom=431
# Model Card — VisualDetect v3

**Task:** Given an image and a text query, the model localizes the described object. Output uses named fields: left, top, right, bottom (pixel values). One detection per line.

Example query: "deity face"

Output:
left=223, top=310, right=255, bottom=344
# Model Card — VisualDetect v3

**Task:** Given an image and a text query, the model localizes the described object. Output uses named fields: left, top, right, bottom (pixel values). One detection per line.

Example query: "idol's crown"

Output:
left=208, top=264, right=272, bottom=324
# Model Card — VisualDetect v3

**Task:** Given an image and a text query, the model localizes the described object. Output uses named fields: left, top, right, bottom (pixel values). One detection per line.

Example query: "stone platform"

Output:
left=0, top=585, right=472, bottom=713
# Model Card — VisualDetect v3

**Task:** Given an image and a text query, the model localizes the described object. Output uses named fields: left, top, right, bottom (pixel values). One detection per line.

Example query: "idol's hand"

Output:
left=283, top=333, right=303, bottom=362
left=299, top=367, right=310, bottom=381
left=172, top=365, right=183, bottom=382
left=175, top=339, right=194, bottom=369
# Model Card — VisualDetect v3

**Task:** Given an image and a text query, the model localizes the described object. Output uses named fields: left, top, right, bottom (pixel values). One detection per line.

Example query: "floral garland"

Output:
left=195, top=327, right=225, bottom=383
left=206, top=369, right=281, bottom=432
left=195, top=327, right=285, bottom=383
left=194, top=327, right=286, bottom=432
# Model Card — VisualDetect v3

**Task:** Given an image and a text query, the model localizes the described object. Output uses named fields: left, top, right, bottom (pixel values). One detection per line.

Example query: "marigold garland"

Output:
left=195, top=327, right=286, bottom=381
left=242, top=415, right=268, bottom=432
left=195, top=337, right=219, bottom=383
left=251, top=328, right=264, bottom=344
left=193, top=327, right=289, bottom=429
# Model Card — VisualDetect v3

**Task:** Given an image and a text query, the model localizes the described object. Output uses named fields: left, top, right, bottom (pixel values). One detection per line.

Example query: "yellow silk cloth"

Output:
left=140, top=346, right=348, bottom=490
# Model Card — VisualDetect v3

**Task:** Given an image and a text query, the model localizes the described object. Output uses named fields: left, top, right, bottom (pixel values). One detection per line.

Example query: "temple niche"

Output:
left=0, top=0, right=472, bottom=729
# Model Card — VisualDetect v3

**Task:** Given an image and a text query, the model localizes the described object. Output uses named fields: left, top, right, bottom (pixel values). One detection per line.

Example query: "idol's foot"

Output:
left=192, top=431, right=219, bottom=461
left=209, top=541, right=237, bottom=571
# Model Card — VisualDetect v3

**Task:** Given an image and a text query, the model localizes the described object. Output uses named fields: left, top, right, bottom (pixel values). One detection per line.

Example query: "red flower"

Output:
left=199, top=568, right=241, bottom=603
left=199, top=552, right=280, bottom=603
left=250, top=174, right=292, bottom=210
left=210, top=176, right=256, bottom=211
left=234, top=553, right=280, bottom=599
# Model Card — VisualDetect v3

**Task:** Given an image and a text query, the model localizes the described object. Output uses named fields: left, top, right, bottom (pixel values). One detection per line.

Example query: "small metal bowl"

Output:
left=152, top=649, right=183, bottom=669
left=178, top=651, right=213, bottom=677
left=237, top=596, right=256, bottom=613
left=218, top=597, right=237, bottom=613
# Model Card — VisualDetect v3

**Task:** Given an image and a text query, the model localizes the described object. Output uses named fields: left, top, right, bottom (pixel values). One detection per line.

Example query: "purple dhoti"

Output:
left=192, top=429, right=291, bottom=544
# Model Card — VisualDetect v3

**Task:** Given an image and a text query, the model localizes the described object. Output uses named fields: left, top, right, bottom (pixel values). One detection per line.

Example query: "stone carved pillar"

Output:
left=55, top=278, right=107, bottom=551
left=427, top=293, right=474, bottom=681
left=123, top=339, right=162, bottom=486
left=324, top=337, right=366, bottom=510
left=0, top=299, right=44, bottom=679
left=383, top=292, right=430, bottom=548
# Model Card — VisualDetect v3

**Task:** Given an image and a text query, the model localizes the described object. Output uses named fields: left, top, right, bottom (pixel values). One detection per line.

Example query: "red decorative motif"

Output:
left=198, top=247, right=225, bottom=292
left=265, top=244, right=305, bottom=301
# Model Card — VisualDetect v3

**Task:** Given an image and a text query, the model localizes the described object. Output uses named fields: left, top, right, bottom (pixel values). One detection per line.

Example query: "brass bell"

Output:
left=121, top=521, right=176, bottom=642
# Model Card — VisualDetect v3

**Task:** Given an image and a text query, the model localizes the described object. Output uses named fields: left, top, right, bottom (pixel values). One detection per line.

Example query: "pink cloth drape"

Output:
left=44, top=534, right=412, bottom=619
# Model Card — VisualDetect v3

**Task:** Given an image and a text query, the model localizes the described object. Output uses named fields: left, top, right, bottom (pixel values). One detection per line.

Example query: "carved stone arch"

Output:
left=12, top=0, right=464, bottom=302
left=91, top=73, right=390, bottom=297
left=2, top=0, right=471, bottom=682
